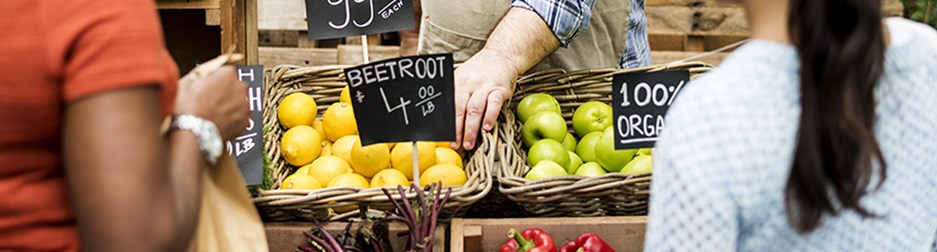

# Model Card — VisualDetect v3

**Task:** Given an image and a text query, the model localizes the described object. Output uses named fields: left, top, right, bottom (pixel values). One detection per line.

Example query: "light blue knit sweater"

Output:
left=645, top=18, right=937, bottom=252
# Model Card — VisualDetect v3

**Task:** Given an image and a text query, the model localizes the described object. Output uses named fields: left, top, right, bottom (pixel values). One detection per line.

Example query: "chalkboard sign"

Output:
left=344, top=54, right=456, bottom=146
left=227, top=65, right=264, bottom=185
left=611, top=70, right=690, bottom=149
left=305, top=0, right=416, bottom=40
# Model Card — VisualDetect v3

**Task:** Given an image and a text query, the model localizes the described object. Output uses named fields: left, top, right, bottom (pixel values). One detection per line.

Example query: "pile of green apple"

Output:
left=516, top=93, right=654, bottom=181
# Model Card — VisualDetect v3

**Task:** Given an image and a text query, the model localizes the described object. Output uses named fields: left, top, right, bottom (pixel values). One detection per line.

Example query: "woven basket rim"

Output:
left=495, top=62, right=713, bottom=216
left=255, top=64, right=493, bottom=221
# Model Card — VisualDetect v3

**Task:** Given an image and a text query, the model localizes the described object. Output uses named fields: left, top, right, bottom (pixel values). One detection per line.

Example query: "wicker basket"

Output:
left=254, top=65, right=493, bottom=221
left=496, top=62, right=713, bottom=217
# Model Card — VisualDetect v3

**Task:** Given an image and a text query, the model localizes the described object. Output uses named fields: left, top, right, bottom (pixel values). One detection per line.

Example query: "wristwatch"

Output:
left=170, top=115, right=223, bottom=166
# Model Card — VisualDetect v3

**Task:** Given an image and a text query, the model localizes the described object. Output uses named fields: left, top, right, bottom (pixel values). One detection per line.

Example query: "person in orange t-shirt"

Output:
left=0, top=0, right=249, bottom=251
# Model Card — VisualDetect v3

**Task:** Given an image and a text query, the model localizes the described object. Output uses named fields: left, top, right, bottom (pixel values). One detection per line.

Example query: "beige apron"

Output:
left=419, top=0, right=629, bottom=72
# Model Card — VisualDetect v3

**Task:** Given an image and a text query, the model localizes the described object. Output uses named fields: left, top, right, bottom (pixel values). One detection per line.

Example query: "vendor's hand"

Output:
left=175, top=66, right=249, bottom=141
left=452, top=50, right=518, bottom=151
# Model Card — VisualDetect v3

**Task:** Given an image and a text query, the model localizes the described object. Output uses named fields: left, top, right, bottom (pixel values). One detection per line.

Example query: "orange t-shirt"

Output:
left=0, top=0, right=178, bottom=250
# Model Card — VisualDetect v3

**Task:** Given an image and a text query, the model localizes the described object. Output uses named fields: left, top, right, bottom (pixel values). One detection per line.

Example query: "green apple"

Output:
left=594, top=126, right=638, bottom=172
left=637, top=148, right=652, bottom=156
left=621, top=154, right=653, bottom=175
left=566, top=151, right=583, bottom=174
left=522, top=111, right=568, bottom=147
left=527, top=139, right=571, bottom=169
left=516, top=93, right=561, bottom=123
left=575, top=162, right=608, bottom=177
left=525, top=160, right=568, bottom=180
left=575, top=131, right=603, bottom=162
left=571, top=101, right=613, bottom=137
left=562, top=132, right=577, bottom=151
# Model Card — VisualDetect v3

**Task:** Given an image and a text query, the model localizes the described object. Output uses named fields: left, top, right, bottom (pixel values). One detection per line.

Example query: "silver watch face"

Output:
left=205, top=125, right=224, bottom=161
left=176, top=115, right=224, bottom=165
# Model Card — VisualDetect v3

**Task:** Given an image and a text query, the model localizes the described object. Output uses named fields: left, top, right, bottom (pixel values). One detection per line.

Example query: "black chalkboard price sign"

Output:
left=611, top=70, right=690, bottom=150
left=305, top=0, right=416, bottom=40
left=229, top=65, right=265, bottom=185
left=344, top=54, right=455, bottom=146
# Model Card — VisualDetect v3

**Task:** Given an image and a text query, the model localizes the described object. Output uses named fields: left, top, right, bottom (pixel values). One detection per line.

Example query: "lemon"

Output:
left=390, top=142, right=437, bottom=180
left=340, top=85, right=352, bottom=104
left=319, top=141, right=333, bottom=157
left=312, top=119, right=326, bottom=139
left=308, top=156, right=352, bottom=186
left=435, top=147, right=463, bottom=168
left=295, top=165, right=311, bottom=176
left=280, top=125, right=322, bottom=166
left=282, top=174, right=322, bottom=190
left=326, top=172, right=368, bottom=213
left=350, top=139, right=391, bottom=177
left=326, top=173, right=370, bottom=188
left=277, top=93, right=317, bottom=129
left=420, top=163, right=467, bottom=187
left=332, top=135, right=358, bottom=164
left=322, top=102, right=358, bottom=142
left=369, top=169, right=411, bottom=188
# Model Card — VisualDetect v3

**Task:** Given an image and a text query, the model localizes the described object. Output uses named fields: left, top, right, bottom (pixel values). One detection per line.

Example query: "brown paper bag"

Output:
left=190, top=154, right=269, bottom=252
left=174, top=52, right=267, bottom=251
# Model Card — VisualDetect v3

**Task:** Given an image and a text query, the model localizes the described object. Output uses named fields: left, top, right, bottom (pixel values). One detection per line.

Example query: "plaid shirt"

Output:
left=513, top=0, right=651, bottom=68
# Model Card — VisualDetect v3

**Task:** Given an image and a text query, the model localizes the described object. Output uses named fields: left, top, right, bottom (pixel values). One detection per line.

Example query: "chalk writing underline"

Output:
left=619, top=137, right=656, bottom=145
left=414, top=92, right=442, bottom=107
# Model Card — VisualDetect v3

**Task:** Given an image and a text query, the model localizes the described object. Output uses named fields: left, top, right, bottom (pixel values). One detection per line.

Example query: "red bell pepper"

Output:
left=499, top=228, right=557, bottom=252
left=558, top=233, right=615, bottom=252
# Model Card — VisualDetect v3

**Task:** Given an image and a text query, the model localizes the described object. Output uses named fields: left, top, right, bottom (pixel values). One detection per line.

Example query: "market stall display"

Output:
left=496, top=62, right=712, bottom=217
left=253, top=65, right=492, bottom=221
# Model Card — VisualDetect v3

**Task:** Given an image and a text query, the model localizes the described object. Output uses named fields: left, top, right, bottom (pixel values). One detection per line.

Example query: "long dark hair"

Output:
left=786, top=0, right=888, bottom=233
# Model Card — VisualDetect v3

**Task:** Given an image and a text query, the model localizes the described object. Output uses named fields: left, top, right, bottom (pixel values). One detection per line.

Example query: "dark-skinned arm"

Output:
left=63, top=86, right=200, bottom=251
left=63, top=66, right=246, bottom=251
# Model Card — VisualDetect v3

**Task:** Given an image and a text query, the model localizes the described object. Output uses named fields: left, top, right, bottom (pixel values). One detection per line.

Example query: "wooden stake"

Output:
left=361, top=34, right=370, bottom=64
left=412, top=141, right=420, bottom=187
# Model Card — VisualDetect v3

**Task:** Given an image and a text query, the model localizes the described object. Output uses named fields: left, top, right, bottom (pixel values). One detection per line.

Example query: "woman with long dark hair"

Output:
left=645, top=0, right=937, bottom=250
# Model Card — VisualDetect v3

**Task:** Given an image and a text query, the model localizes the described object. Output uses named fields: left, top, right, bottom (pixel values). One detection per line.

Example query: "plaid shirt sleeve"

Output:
left=621, top=0, right=652, bottom=68
left=512, top=0, right=597, bottom=47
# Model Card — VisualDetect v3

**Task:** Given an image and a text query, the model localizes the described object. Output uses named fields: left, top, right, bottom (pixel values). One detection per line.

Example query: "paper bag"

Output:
left=190, top=154, right=269, bottom=252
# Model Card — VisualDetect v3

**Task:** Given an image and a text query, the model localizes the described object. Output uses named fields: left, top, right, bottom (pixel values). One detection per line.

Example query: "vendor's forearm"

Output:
left=480, top=7, right=560, bottom=75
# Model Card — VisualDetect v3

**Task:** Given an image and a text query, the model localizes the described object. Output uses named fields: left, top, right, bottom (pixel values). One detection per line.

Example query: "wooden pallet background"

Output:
left=256, top=0, right=903, bottom=68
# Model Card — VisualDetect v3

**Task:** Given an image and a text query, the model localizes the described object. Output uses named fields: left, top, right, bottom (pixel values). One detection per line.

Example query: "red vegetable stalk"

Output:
left=499, top=228, right=557, bottom=252
left=558, top=233, right=615, bottom=252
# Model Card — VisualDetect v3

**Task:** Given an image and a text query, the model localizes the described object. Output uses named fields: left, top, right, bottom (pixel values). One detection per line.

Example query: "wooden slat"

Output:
left=651, top=50, right=730, bottom=66
left=647, top=0, right=738, bottom=7
left=259, top=47, right=339, bottom=68
left=265, top=222, right=445, bottom=252
left=345, top=34, right=382, bottom=46
left=646, top=6, right=750, bottom=36
left=257, top=0, right=307, bottom=30
left=245, top=0, right=259, bottom=64
left=337, top=45, right=401, bottom=65
left=157, top=0, right=221, bottom=9
left=220, top=0, right=236, bottom=59
left=205, top=9, right=221, bottom=26
left=450, top=217, right=647, bottom=252
left=258, top=30, right=300, bottom=47
left=648, top=32, right=687, bottom=51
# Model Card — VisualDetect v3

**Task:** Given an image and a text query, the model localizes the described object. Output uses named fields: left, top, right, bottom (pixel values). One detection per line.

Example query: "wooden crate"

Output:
left=157, top=0, right=258, bottom=73
left=258, top=45, right=402, bottom=68
left=450, top=217, right=647, bottom=252
left=255, top=0, right=402, bottom=67
left=646, top=2, right=750, bottom=52
left=265, top=221, right=446, bottom=251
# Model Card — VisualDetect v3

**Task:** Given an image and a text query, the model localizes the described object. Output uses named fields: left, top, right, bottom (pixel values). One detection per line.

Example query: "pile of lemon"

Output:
left=276, top=86, right=468, bottom=193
